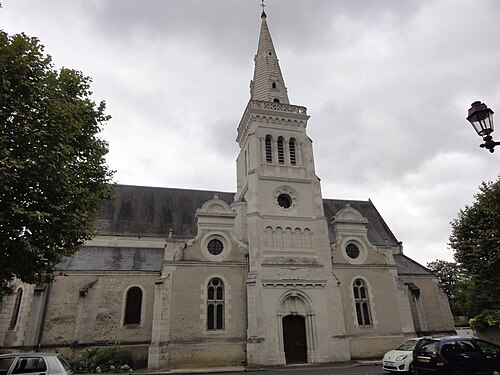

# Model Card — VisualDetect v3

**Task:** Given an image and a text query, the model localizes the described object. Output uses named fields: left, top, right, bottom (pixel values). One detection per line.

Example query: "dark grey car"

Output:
left=413, top=337, right=500, bottom=375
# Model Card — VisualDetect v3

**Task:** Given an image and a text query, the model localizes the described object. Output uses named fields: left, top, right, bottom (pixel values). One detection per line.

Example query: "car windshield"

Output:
left=396, top=340, right=418, bottom=351
left=57, top=355, right=72, bottom=373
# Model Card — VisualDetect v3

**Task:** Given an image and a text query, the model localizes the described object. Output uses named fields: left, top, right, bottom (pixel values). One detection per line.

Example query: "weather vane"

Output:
left=260, top=0, right=266, bottom=11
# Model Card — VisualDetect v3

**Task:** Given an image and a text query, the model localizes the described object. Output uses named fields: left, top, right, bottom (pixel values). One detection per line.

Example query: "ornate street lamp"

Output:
left=466, top=101, right=500, bottom=153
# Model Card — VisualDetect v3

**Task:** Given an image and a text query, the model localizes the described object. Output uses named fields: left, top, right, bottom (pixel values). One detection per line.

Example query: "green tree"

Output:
left=0, top=31, right=114, bottom=297
left=426, top=259, right=473, bottom=317
left=449, top=178, right=500, bottom=320
left=426, top=259, right=463, bottom=299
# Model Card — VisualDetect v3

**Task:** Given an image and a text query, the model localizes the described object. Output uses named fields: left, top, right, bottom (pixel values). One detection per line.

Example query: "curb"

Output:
left=128, top=360, right=382, bottom=374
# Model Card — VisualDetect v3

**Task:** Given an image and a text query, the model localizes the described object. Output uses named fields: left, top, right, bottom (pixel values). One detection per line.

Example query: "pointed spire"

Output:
left=250, top=6, right=290, bottom=104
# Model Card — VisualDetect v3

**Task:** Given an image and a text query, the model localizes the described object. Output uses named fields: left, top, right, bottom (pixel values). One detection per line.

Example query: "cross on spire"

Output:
left=260, top=0, right=267, bottom=18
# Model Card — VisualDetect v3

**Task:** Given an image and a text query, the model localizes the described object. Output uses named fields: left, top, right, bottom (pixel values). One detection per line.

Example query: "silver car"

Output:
left=0, top=353, right=72, bottom=375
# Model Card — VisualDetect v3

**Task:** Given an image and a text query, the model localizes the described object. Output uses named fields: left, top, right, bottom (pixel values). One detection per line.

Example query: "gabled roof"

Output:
left=393, top=254, right=434, bottom=276
left=96, top=185, right=400, bottom=249
left=66, top=185, right=436, bottom=275
left=96, top=184, right=234, bottom=238
left=323, top=198, right=400, bottom=247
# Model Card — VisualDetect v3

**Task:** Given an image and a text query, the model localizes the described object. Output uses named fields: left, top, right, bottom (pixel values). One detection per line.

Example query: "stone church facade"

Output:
left=0, top=10, right=454, bottom=370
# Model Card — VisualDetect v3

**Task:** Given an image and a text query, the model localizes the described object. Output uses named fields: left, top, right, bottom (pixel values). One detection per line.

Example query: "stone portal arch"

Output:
left=276, top=291, right=318, bottom=364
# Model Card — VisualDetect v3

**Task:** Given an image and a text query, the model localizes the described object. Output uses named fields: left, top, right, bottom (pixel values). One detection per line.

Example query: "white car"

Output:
left=0, top=353, right=72, bottom=375
left=383, top=338, right=421, bottom=373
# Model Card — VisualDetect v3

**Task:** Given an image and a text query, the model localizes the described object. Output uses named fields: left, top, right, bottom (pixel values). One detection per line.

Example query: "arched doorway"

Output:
left=282, top=315, right=307, bottom=363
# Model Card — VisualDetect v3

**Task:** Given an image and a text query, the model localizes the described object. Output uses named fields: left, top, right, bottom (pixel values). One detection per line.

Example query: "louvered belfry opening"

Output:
left=277, top=136, right=285, bottom=164
left=265, top=135, right=273, bottom=163
left=289, top=138, right=296, bottom=165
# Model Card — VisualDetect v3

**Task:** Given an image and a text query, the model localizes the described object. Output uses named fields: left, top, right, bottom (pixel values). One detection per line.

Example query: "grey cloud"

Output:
left=1, top=0, right=500, bottom=266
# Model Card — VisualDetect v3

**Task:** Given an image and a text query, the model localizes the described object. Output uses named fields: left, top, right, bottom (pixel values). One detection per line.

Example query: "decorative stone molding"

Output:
left=272, top=185, right=299, bottom=213
left=200, top=231, right=232, bottom=261
left=262, top=280, right=326, bottom=288
left=340, top=237, right=368, bottom=265
left=332, top=204, right=368, bottom=224
left=248, top=100, right=307, bottom=115
left=196, top=194, right=236, bottom=218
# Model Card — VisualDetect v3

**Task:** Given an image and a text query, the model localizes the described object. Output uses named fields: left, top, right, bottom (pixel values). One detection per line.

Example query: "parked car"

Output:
left=383, top=337, right=423, bottom=373
left=0, top=353, right=72, bottom=375
left=413, top=336, right=500, bottom=375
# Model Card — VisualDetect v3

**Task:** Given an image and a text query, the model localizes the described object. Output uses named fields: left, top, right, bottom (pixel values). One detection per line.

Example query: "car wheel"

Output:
left=409, top=363, right=418, bottom=375
left=452, top=366, right=468, bottom=375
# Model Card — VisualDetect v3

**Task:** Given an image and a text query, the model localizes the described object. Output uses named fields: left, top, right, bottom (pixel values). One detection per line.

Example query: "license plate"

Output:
left=418, top=358, right=430, bottom=363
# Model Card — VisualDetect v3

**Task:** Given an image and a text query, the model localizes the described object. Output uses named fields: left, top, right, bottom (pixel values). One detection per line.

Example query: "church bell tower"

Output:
left=235, top=8, right=350, bottom=365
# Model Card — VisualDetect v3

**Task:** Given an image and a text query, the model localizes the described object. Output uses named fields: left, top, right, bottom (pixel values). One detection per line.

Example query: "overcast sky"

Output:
left=1, top=0, right=499, bottom=266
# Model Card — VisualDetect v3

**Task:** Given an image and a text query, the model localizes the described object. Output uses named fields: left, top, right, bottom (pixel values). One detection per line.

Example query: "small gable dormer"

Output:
left=331, top=204, right=375, bottom=265
left=195, top=193, right=236, bottom=230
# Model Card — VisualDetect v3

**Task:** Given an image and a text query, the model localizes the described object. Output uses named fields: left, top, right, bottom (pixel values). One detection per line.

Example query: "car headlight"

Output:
left=395, top=354, right=408, bottom=361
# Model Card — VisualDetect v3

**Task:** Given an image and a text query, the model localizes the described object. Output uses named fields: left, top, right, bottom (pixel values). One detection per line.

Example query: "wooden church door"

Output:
left=282, top=315, right=307, bottom=363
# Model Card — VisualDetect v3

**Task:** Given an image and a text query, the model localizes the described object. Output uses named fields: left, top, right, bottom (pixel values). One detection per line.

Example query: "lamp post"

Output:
left=466, top=101, right=500, bottom=153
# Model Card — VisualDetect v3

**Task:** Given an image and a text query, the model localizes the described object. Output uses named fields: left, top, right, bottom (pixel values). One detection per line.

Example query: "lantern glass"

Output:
left=467, top=102, right=494, bottom=137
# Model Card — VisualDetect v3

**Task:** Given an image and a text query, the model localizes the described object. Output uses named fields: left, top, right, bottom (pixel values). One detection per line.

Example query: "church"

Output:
left=0, top=9, right=454, bottom=370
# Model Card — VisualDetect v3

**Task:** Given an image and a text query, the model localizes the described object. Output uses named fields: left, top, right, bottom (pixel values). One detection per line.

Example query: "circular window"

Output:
left=207, top=239, right=224, bottom=255
left=346, top=243, right=360, bottom=259
left=277, top=194, right=292, bottom=209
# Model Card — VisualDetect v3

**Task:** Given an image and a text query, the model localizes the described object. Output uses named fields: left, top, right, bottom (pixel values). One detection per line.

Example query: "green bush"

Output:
left=469, top=309, right=500, bottom=330
left=73, top=343, right=134, bottom=373
left=453, top=316, right=470, bottom=327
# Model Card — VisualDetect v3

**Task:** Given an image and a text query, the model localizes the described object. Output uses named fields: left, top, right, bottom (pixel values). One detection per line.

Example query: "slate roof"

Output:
left=61, top=185, right=429, bottom=275
left=97, top=185, right=399, bottom=247
left=393, top=254, right=434, bottom=276
left=322, top=198, right=399, bottom=247
left=96, top=185, right=234, bottom=238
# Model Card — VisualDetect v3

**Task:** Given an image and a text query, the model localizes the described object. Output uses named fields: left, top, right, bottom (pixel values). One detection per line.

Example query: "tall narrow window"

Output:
left=265, top=135, right=273, bottom=163
left=272, top=82, right=277, bottom=89
left=207, top=278, right=224, bottom=330
left=289, top=138, right=297, bottom=165
left=9, top=288, right=23, bottom=330
left=277, top=137, right=285, bottom=164
left=124, top=286, right=142, bottom=325
left=244, top=150, right=248, bottom=175
left=353, top=279, right=372, bottom=326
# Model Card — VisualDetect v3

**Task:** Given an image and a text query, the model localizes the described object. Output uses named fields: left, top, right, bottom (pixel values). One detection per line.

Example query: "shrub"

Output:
left=73, top=343, right=134, bottom=373
left=469, top=309, right=500, bottom=330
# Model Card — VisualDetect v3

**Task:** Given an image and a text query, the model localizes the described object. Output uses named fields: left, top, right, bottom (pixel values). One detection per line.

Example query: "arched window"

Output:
left=353, top=279, right=372, bottom=326
left=265, top=135, right=273, bottom=163
left=277, top=137, right=285, bottom=164
left=124, top=286, right=142, bottom=325
left=273, top=98, right=280, bottom=103
left=207, top=278, right=224, bottom=330
left=272, top=82, right=277, bottom=89
left=9, top=288, right=23, bottom=330
left=289, top=138, right=297, bottom=165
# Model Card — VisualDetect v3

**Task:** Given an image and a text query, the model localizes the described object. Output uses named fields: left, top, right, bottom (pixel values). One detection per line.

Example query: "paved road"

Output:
left=174, top=363, right=385, bottom=375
